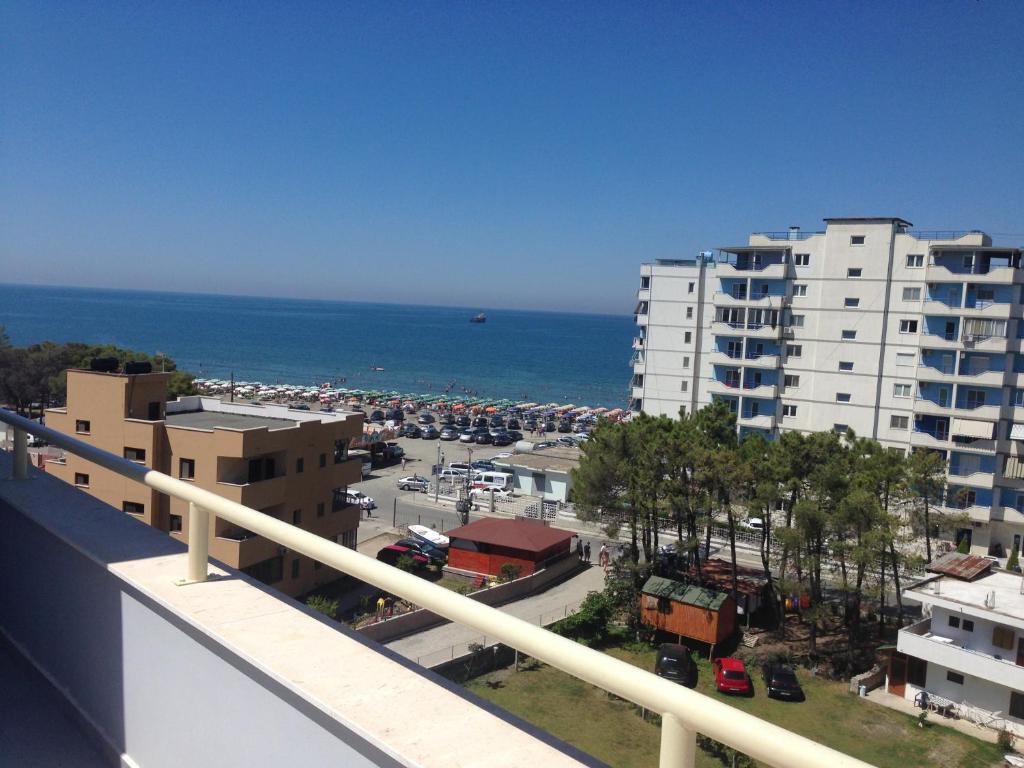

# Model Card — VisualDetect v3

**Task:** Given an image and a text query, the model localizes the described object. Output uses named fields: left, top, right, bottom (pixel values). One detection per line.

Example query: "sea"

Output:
left=1, top=284, right=635, bottom=409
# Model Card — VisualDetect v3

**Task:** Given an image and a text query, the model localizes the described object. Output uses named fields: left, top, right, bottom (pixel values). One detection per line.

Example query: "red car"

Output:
left=712, top=657, right=752, bottom=695
left=376, top=544, right=428, bottom=569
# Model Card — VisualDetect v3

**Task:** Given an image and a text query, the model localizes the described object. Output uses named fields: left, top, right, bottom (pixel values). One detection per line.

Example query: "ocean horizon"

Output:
left=1, top=283, right=635, bottom=408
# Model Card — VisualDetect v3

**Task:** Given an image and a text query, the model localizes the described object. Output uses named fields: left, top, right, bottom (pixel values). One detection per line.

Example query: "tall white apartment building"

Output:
left=630, top=217, right=1024, bottom=557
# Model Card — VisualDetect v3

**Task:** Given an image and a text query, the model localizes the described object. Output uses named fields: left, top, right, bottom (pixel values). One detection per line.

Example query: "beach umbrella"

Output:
left=485, top=406, right=497, bottom=413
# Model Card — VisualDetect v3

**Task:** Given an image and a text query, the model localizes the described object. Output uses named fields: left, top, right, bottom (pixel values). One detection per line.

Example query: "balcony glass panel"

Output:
left=925, top=284, right=962, bottom=307
left=954, top=387, right=1001, bottom=410
left=923, top=316, right=959, bottom=340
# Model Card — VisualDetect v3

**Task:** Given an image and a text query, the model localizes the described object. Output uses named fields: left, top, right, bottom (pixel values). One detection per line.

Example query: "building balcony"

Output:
left=919, top=333, right=961, bottom=350
left=634, top=313, right=649, bottom=326
left=632, top=337, right=645, bottom=350
left=742, top=353, right=781, bottom=369
left=926, top=264, right=1018, bottom=284
left=953, top=403, right=1002, bottom=421
left=712, top=292, right=781, bottom=308
left=212, top=530, right=281, bottom=569
left=916, top=367, right=958, bottom=385
left=740, top=382, right=779, bottom=399
left=996, top=506, right=1024, bottom=526
left=910, top=430, right=949, bottom=449
left=922, top=300, right=961, bottom=315
left=717, top=262, right=788, bottom=279
left=947, top=469, right=996, bottom=490
left=738, top=412, right=776, bottom=430
left=631, top=385, right=645, bottom=400
left=707, top=379, right=743, bottom=398
left=948, top=438, right=997, bottom=455
left=955, top=369, right=1006, bottom=387
left=913, top=399, right=956, bottom=418
left=962, top=301, right=1014, bottom=319
left=215, top=473, right=288, bottom=509
left=897, top=618, right=1024, bottom=691
left=636, top=287, right=650, bottom=301
left=708, top=350, right=744, bottom=366
left=937, top=502, right=992, bottom=523
left=962, top=335, right=1009, bottom=352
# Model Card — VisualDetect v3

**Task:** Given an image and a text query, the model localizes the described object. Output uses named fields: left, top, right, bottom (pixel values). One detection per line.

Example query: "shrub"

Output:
left=551, top=591, right=612, bottom=646
left=499, top=563, right=522, bottom=582
left=956, top=537, right=970, bottom=555
left=998, top=729, right=1015, bottom=750
left=306, top=595, right=339, bottom=619
left=1008, top=544, right=1020, bottom=572
left=396, top=554, right=416, bottom=572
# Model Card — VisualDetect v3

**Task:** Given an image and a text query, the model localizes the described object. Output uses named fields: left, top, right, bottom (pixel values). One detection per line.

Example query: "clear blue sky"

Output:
left=3, top=2, right=1022, bottom=314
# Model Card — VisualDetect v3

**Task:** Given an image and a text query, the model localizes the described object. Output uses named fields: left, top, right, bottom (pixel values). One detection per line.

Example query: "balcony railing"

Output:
left=0, top=408, right=871, bottom=768
left=752, top=231, right=823, bottom=240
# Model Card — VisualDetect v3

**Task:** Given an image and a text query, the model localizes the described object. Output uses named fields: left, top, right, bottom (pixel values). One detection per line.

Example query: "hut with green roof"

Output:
left=640, top=575, right=736, bottom=656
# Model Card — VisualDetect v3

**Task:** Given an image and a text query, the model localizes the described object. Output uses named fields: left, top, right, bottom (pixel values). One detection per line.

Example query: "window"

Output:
left=844, top=297, right=860, bottom=308
left=686, top=306, right=693, bottom=319
left=317, top=501, right=325, bottom=517
left=789, top=314, right=805, bottom=328
left=75, top=420, right=91, bottom=434
left=148, top=402, right=162, bottom=420
left=903, top=287, right=922, bottom=301
left=894, top=383, right=912, bottom=398
left=993, top=625, right=1015, bottom=650
left=946, top=671, right=964, bottom=685
left=899, top=319, right=919, bottom=333
left=169, top=514, right=183, bottom=532
left=850, top=235, right=865, bottom=246
left=684, top=331, right=692, bottom=344
left=292, top=509, right=302, bottom=525
left=291, top=558, right=300, bottom=579
left=782, top=404, right=797, bottom=417
left=339, top=529, right=357, bottom=549
left=123, top=501, right=145, bottom=515
left=1011, top=692, right=1024, bottom=720
left=683, top=356, right=690, bottom=368
left=640, top=276, right=650, bottom=289
left=784, top=374, right=800, bottom=388
left=179, top=458, right=195, bottom=480
left=963, top=619, right=974, bottom=632
left=895, top=352, right=915, bottom=366
left=836, top=393, right=851, bottom=402
left=688, top=282, right=694, bottom=294
left=319, top=453, right=327, bottom=468
left=793, top=284, right=808, bottom=297
left=948, top=615, right=961, bottom=629
left=906, top=253, right=924, bottom=268
left=834, top=424, right=849, bottom=433
left=907, top=656, right=927, bottom=687
left=124, top=447, right=146, bottom=462
left=786, top=344, right=802, bottom=358
left=296, top=457, right=304, bottom=473
left=890, top=415, right=909, bottom=430
left=794, top=253, right=810, bottom=266
left=681, top=381, right=688, bottom=392
left=847, top=268, right=862, bottom=277
left=74, top=472, right=89, bottom=486
left=242, top=556, right=283, bottom=585
left=839, top=361, right=854, bottom=371
left=842, top=330, right=857, bottom=340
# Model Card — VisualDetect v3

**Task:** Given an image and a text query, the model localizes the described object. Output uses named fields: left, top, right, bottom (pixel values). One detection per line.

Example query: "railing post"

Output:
left=659, top=712, right=696, bottom=768
left=186, top=502, right=210, bottom=583
left=13, top=428, right=28, bottom=479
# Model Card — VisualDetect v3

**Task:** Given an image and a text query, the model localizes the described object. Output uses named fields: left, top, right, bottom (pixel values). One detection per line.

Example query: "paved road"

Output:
left=384, top=563, right=607, bottom=666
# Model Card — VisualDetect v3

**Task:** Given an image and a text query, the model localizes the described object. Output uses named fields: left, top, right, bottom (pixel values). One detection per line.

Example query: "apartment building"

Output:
left=630, top=217, right=1024, bottom=557
left=891, top=553, right=1024, bottom=736
left=45, top=368, right=364, bottom=596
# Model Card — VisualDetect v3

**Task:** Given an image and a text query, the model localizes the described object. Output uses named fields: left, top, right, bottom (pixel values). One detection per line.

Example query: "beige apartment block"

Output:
left=46, top=369, right=364, bottom=597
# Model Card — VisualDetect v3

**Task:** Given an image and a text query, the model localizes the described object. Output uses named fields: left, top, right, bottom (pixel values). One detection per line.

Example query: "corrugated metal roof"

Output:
left=641, top=576, right=730, bottom=611
left=926, top=552, right=994, bottom=581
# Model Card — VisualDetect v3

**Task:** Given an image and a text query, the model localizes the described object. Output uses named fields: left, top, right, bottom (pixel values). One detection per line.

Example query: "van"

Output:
left=472, top=471, right=513, bottom=492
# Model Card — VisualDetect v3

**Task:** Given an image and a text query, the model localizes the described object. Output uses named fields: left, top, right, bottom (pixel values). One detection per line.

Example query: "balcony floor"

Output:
left=0, top=639, right=110, bottom=768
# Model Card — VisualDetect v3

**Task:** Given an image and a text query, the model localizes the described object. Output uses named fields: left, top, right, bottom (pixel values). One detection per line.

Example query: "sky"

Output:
left=2, top=2, right=1023, bottom=314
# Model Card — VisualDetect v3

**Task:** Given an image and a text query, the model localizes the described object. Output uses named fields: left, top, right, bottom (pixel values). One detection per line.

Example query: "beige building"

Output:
left=46, top=368, right=364, bottom=596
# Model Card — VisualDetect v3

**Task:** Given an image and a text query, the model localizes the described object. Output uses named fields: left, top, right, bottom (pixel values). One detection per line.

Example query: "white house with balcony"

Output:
left=891, top=552, right=1024, bottom=735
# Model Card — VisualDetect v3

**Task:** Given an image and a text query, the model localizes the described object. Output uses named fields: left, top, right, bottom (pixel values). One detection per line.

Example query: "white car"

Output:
left=346, top=490, right=376, bottom=510
left=470, top=487, right=511, bottom=500
left=397, top=475, right=430, bottom=492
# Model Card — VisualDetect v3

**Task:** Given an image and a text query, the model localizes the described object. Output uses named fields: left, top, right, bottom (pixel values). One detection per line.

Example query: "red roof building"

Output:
left=445, top=518, right=574, bottom=578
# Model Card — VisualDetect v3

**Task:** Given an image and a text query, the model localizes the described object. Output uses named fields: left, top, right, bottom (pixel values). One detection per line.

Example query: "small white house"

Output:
left=492, top=447, right=579, bottom=503
left=892, top=553, right=1024, bottom=735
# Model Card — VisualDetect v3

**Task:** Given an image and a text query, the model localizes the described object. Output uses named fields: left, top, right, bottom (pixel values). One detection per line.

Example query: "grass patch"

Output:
left=466, top=645, right=1005, bottom=768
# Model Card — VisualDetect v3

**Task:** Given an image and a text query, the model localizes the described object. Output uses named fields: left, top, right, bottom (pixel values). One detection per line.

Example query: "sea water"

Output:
left=1, top=284, right=635, bottom=408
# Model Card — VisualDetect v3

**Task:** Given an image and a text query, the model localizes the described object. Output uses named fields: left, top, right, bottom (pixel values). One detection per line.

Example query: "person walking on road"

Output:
left=599, top=543, right=609, bottom=570
left=401, top=456, right=407, bottom=470
left=576, top=539, right=584, bottom=561
left=584, top=542, right=592, bottom=563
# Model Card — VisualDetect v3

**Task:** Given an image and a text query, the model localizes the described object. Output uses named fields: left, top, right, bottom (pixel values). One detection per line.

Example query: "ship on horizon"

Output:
left=470, top=312, right=486, bottom=323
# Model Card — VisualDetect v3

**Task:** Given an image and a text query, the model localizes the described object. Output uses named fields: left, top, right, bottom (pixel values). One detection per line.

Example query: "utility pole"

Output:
left=230, top=370, right=235, bottom=402
left=434, top=440, right=441, bottom=503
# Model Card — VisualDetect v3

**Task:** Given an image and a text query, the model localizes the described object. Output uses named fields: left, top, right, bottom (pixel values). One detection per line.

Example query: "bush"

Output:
left=956, top=537, right=970, bottom=555
left=552, top=591, right=611, bottom=646
left=499, top=563, right=522, bottom=582
left=998, top=729, right=1015, bottom=750
left=1008, top=544, right=1020, bottom=572
left=306, top=595, right=339, bottom=619
left=396, top=554, right=416, bottom=572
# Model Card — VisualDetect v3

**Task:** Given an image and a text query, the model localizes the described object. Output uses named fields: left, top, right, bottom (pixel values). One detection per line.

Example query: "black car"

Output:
left=492, top=433, right=514, bottom=446
left=455, top=414, right=471, bottom=427
left=421, top=425, right=440, bottom=440
left=474, top=432, right=494, bottom=445
left=387, top=408, right=405, bottom=422
left=543, top=421, right=556, bottom=433
left=473, top=416, right=489, bottom=428
left=417, top=413, right=435, bottom=425
left=557, top=421, right=572, bottom=433
left=489, top=415, right=505, bottom=427
left=395, top=538, right=447, bottom=566
left=762, top=664, right=805, bottom=701
left=654, top=644, right=698, bottom=689
left=439, top=426, right=460, bottom=441
left=400, top=423, right=422, bottom=439
left=507, top=418, right=520, bottom=430
left=506, top=429, right=523, bottom=442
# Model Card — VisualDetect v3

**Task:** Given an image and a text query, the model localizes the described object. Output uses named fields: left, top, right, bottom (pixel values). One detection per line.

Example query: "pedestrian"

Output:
left=576, top=539, right=584, bottom=561
left=599, top=543, right=609, bottom=570
left=384, top=596, right=394, bottom=618
left=401, top=456, right=407, bottom=470
left=365, top=503, right=372, bottom=519
left=375, top=595, right=385, bottom=618
left=584, top=542, right=591, bottom=563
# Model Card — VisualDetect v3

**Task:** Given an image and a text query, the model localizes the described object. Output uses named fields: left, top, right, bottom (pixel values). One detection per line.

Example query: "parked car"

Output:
left=397, top=475, right=430, bottom=492
left=459, top=428, right=480, bottom=443
left=505, top=429, right=523, bottom=442
left=400, top=423, right=422, bottom=439
left=395, top=538, right=447, bottom=566
left=492, top=432, right=514, bottom=446
left=439, top=426, right=460, bottom=441
left=455, top=414, right=471, bottom=427
left=470, top=487, right=511, bottom=500
left=417, top=413, right=435, bottom=425
left=474, top=432, right=494, bottom=445
left=712, top=658, right=752, bottom=695
left=556, top=436, right=577, bottom=447
left=489, top=415, right=505, bottom=427
left=762, top=664, right=804, bottom=701
left=439, top=413, right=456, bottom=425
left=471, top=460, right=496, bottom=472
left=370, top=409, right=386, bottom=422
left=654, top=644, right=698, bottom=688
left=557, top=421, right=573, bottom=433
left=421, top=425, right=440, bottom=440
left=387, top=408, right=405, bottom=422
left=507, top=418, right=521, bottom=430
left=473, top=416, right=489, bottom=428
left=542, top=421, right=556, bottom=433
left=345, top=490, right=377, bottom=510
left=376, top=544, right=428, bottom=569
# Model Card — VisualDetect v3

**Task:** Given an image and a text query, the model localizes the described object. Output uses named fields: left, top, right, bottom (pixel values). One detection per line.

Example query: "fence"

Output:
left=0, top=409, right=874, bottom=768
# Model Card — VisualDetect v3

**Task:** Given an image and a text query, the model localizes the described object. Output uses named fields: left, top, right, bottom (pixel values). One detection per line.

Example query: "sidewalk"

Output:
left=384, top=563, right=606, bottom=667
left=862, top=687, right=999, bottom=744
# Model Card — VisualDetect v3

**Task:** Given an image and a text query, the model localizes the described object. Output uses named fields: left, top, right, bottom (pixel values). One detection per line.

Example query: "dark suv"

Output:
left=654, top=643, right=698, bottom=688
left=762, top=663, right=805, bottom=701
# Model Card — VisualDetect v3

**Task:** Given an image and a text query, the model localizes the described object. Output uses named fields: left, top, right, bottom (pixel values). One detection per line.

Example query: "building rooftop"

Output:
left=494, top=447, right=580, bottom=474
left=906, top=569, right=1024, bottom=631
left=165, top=409, right=297, bottom=431
left=822, top=217, right=913, bottom=226
left=642, top=576, right=731, bottom=611
left=447, top=517, right=574, bottom=552
left=164, top=395, right=358, bottom=432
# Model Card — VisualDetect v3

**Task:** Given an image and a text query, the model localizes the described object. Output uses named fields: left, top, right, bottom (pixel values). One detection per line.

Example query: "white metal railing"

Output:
left=0, top=408, right=873, bottom=768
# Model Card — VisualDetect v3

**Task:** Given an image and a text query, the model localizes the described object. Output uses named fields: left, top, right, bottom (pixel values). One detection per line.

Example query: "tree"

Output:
left=306, top=595, right=339, bottom=619
left=905, top=449, right=948, bottom=563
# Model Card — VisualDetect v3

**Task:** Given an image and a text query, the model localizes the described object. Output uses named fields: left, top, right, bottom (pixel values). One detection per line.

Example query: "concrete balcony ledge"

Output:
left=0, top=455, right=597, bottom=768
left=897, top=619, right=1024, bottom=691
